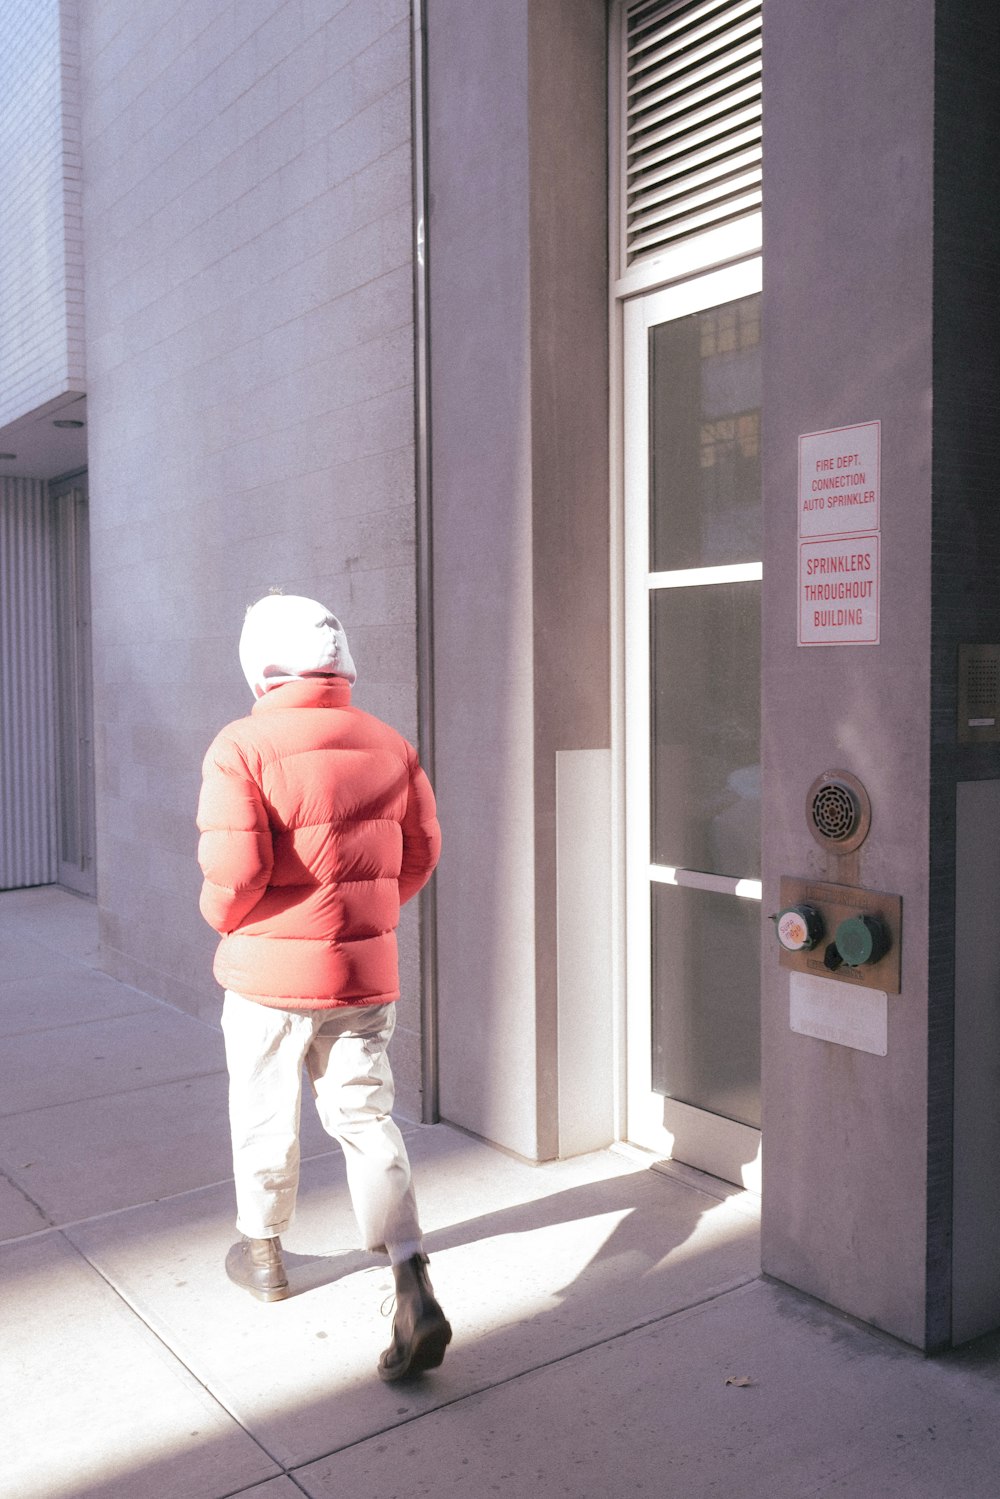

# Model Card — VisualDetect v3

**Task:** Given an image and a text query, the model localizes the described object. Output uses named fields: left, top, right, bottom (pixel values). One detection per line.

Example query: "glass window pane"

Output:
left=649, top=294, right=762, bottom=572
left=652, top=883, right=761, bottom=1129
left=651, top=581, right=760, bottom=877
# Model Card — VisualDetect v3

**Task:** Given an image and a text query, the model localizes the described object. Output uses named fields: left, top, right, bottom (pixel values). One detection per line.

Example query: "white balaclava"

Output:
left=238, top=594, right=357, bottom=699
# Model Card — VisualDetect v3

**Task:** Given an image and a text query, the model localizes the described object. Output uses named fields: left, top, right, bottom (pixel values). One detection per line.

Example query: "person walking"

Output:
left=196, top=592, right=451, bottom=1381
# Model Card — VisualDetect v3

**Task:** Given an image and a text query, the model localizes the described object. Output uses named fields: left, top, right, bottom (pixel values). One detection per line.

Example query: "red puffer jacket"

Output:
left=197, top=677, right=440, bottom=1007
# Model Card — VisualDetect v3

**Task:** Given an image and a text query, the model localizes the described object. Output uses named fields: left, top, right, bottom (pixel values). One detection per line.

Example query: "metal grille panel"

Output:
left=625, top=0, right=762, bottom=264
left=0, top=478, right=58, bottom=888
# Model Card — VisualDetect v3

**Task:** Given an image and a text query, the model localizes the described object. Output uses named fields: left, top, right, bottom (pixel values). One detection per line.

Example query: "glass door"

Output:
left=624, top=260, right=762, bottom=1190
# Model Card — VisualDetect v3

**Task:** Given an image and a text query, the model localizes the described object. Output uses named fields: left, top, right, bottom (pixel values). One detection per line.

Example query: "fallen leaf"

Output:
left=725, top=1375, right=753, bottom=1387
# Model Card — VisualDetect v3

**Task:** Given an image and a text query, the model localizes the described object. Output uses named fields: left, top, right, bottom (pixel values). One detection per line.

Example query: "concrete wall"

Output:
left=761, top=0, right=936, bottom=1347
left=80, top=0, right=426, bottom=1116
left=427, top=0, right=609, bottom=1159
left=0, top=0, right=85, bottom=428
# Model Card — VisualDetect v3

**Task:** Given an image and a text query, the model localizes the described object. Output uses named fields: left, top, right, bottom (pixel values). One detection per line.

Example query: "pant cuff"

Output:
left=386, top=1238, right=424, bottom=1265
left=235, top=1219, right=289, bottom=1240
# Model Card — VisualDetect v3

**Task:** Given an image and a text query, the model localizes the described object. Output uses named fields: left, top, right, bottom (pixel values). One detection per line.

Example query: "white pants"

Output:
left=221, top=990, right=422, bottom=1256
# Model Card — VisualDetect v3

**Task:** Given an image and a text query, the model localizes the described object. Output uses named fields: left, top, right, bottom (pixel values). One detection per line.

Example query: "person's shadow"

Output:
left=277, top=1163, right=752, bottom=1306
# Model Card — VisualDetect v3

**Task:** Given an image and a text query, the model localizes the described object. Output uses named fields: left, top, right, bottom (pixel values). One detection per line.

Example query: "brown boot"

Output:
left=225, top=1235, right=290, bottom=1303
left=377, top=1253, right=452, bottom=1381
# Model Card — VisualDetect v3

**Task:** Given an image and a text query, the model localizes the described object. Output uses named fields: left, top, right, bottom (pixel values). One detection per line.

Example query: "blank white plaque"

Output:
left=789, top=972, right=887, bottom=1055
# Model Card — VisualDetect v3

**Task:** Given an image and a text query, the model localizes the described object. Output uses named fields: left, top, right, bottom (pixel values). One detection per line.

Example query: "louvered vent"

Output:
left=625, top=0, right=762, bottom=264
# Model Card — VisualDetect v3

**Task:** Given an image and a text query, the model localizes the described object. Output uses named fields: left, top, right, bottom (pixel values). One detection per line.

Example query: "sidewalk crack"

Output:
left=288, top=1275, right=762, bottom=1469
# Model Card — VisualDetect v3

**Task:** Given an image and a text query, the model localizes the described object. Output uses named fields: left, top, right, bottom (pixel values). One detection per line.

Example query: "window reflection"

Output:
left=698, top=297, right=761, bottom=357
left=650, top=582, right=760, bottom=877
left=649, top=293, right=762, bottom=571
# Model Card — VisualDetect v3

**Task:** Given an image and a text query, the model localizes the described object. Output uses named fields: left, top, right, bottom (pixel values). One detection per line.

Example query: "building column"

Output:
left=426, top=0, right=609, bottom=1159
left=761, top=0, right=1000, bottom=1350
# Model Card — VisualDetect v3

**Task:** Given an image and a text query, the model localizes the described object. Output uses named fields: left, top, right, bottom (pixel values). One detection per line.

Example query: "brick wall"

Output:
left=0, top=0, right=85, bottom=428
left=79, top=0, right=423, bottom=1114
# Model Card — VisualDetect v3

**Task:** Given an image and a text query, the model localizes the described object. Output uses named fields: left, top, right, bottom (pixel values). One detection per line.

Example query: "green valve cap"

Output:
left=834, top=914, right=889, bottom=968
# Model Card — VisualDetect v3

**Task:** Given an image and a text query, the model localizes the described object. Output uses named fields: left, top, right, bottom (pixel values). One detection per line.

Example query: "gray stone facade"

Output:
left=3, top=0, right=1000, bottom=1353
left=78, top=0, right=424, bottom=1111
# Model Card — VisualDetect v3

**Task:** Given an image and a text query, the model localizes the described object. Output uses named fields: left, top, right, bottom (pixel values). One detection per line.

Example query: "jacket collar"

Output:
left=251, top=677, right=352, bottom=713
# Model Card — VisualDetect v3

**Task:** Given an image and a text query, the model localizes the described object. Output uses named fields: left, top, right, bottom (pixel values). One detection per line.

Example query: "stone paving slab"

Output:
left=0, top=1071, right=235, bottom=1224
left=228, top=1482, right=307, bottom=1499
left=0, top=885, right=100, bottom=964
left=0, top=1230, right=279, bottom=1499
left=0, top=1005, right=226, bottom=1116
left=0, top=966, right=158, bottom=1036
left=68, top=1128, right=759, bottom=1471
left=0, top=1170, right=50, bottom=1238
left=294, top=1277, right=1000, bottom=1499
left=0, top=935, right=85, bottom=985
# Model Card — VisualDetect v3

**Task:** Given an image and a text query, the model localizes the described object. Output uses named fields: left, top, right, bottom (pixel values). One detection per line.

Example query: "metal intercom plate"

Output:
left=777, top=876, right=902, bottom=994
left=958, top=644, right=1000, bottom=743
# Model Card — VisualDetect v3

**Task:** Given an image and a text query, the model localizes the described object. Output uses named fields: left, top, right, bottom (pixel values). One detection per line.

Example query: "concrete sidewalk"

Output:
left=3, top=889, right=1000, bottom=1499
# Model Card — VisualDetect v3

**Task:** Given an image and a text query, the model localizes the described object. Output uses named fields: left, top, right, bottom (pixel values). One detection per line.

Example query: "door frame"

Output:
left=51, top=472, right=97, bottom=898
left=616, top=258, right=763, bottom=1190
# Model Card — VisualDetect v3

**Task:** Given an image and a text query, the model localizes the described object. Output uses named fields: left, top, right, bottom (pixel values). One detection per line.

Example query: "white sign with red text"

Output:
left=798, top=421, right=880, bottom=539
left=798, top=535, right=880, bottom=646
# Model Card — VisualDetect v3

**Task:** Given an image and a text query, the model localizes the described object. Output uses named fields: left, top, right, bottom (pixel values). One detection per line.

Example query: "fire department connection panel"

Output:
left=774, top=876, right=901, bottom=994
left=772, top=772, right=902, bottom=995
